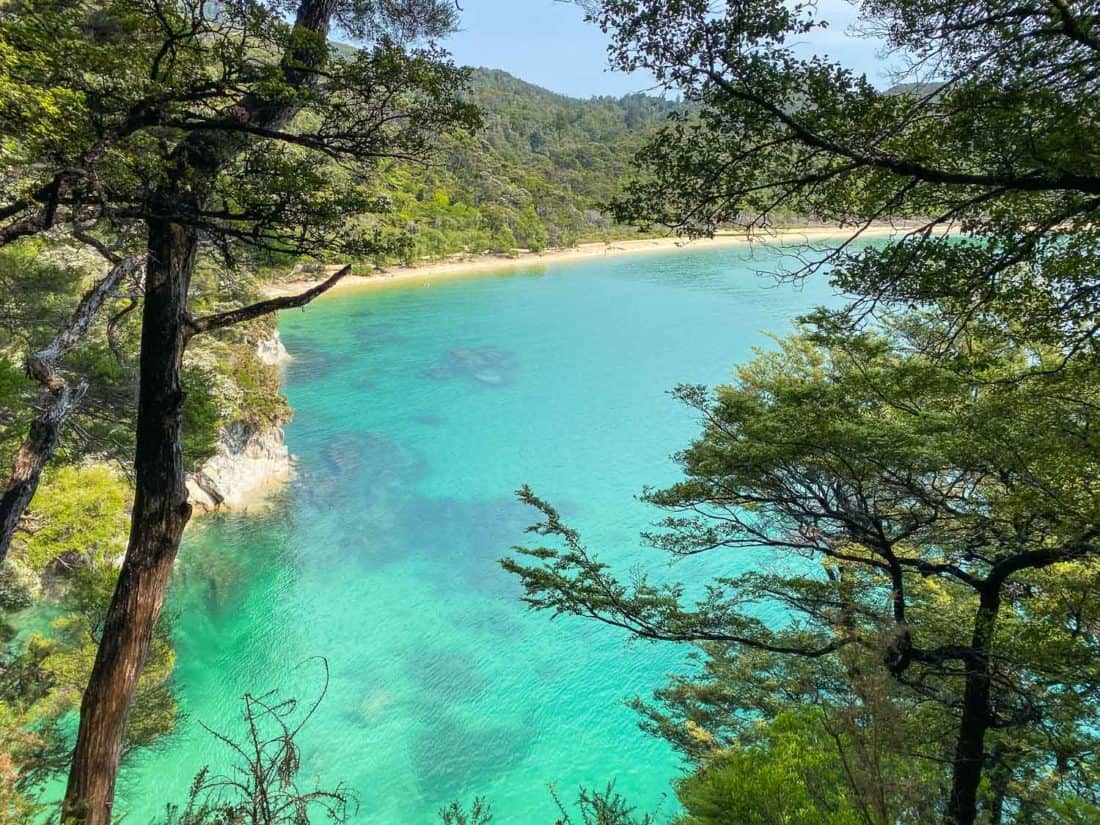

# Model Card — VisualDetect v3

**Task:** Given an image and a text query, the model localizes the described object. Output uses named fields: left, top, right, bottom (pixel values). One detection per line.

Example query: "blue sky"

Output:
left=440, top=0, right=893, bottom=98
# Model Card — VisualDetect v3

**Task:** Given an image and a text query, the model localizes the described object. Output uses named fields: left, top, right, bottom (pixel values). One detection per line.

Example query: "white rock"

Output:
left=187, top=332, right=294, bottom=515
left=187, top=421, right=292, bottom=514
left=256, top=331, right=291, bottom=366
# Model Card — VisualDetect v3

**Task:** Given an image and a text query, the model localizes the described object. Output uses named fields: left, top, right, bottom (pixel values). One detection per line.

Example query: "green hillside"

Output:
left=378, top=68, right=679, bottom=259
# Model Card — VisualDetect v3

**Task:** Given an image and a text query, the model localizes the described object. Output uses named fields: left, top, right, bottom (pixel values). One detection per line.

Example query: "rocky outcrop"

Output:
left=187, top=331, right=294, bottom=514
left=255, top=330, right=291, bottom=367
left=187, top=421, right=292, bottom=514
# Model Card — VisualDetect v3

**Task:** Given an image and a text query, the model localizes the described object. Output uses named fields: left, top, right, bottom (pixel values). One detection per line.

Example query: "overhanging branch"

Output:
left=185, top=264, right=351, bottom=337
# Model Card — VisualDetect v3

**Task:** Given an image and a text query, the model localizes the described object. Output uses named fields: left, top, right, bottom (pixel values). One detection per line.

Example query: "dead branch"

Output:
left=0, top=253, right=147, bottom=563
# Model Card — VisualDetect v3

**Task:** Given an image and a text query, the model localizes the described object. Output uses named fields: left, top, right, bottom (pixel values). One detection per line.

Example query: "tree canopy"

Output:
left=507, top=3, right=1100, bottom=824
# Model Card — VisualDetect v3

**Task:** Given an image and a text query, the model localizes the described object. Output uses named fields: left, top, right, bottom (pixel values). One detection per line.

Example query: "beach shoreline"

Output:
left=262, top=223, right=913, bottom=298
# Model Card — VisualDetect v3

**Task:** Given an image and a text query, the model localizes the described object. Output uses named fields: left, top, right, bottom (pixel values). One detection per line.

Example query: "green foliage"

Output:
left=223, top=344, right=291, bottom=428
left=181, top=365, right=223, bottom=467
left=0, top=559, right=39, bottom=611
left=0, top=631, right=68, bottom=823
left=589, top=0, right=1100, bottom=359
left=0, top=562, right=177, bottom=813
left=441, top=786, right=656, bottom=825
left=366, top=68, right=680, bottom=263
left=158, top=667, right=353, bottom=825
left=0, top=242, right=141, bottom=470
left=554, top=785, right=656, bottom=825
left=19, top=465, right=130, bottom=572
left=440, top=798, right=493, bottom=825
left=0, top=241, right=85, bottom=346
left=42, top=563, right=178, bottom=756
left=0, top=0, right=480, bottom=260
left=674, top=711, right=864, bottom=825
left=496, top=5, right=1100, bottom=823
left=506, top=314, right=1100, bottom=821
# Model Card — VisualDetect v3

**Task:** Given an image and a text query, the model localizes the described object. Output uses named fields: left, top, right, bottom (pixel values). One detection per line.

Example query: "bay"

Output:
left=119, top=243, right=843, bottom=823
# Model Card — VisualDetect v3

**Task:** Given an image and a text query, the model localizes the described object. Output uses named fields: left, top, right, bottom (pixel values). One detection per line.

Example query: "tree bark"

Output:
left=61, top=221, right=195, bottom=825
left=0, top=389, right=79, bottom=564
left=946, top=587, right=1001, bottom=825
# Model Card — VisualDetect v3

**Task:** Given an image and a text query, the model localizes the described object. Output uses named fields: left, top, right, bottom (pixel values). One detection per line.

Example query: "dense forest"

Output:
left=1, top=0, right=1098, bottom=823
left=378, top=68, right=681, bottom=258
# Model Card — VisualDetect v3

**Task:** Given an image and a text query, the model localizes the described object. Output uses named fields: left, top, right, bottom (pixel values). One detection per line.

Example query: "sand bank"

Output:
left=263, top=223, right=911, bottom=298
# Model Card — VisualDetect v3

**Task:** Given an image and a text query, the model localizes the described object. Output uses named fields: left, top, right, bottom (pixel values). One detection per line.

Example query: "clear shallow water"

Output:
left=118, top=245, right=842, bottom=823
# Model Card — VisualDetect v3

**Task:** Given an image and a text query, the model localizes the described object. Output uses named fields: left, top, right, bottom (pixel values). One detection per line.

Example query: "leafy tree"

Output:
left=0, top=463, right=179, bottom=818
left=514, top=3, right=1100, bottom=823
left=0, top=0, right=478, bottom=821
left=674, top=710, right=867, bottom=825
left=0, top=567, right=178, bottom=820
left=366, top=67, right=680, bottom=262
left=580, top=0, right=1099, bottom=362
left=505, top=316, right=1100, bottom=825
left=0, top=245, right=142, bottom=561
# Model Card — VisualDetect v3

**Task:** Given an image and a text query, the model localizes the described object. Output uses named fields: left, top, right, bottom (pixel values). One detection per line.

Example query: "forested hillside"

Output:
left=378, top=68, right=679, bottom=259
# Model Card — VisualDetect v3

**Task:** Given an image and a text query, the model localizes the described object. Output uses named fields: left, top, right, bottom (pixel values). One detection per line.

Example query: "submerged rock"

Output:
left=423, top=346, right=516, bottom=387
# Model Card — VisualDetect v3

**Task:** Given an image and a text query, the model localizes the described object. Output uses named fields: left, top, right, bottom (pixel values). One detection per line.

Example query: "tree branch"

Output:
left=703, top=68, right=1100, bottom=196
left=185, top=264, right=351, bottom=337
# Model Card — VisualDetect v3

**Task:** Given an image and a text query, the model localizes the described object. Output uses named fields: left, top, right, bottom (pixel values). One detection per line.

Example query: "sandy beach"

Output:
left=263, top=223, right=914, bottom=298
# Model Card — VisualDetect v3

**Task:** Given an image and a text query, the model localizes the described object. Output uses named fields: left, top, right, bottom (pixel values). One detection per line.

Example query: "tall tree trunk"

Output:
left=61, top=221, right=195, bottom=825
left=60, top=6, right=340, bottom=820
left=946, top=587, right=1001, bottom=825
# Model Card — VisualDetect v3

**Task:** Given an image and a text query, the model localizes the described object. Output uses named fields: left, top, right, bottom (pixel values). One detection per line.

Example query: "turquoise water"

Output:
left=119, top=245, right=841, bottom=823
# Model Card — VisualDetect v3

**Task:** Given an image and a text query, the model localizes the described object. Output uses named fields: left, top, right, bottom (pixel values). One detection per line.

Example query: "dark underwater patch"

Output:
left=422, top=346, right=517, bottom=387
left=405, top=649, right=488, bottom=706
left=413, top=711, right=535, bottom=803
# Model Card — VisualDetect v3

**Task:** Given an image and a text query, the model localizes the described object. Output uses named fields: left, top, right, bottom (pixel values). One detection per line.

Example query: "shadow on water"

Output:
left=174, top=511, right=296, bottom=616
left=395, top=495, right=531, bottom=596
left=295, top=430, right=428, bottom=505
left=406, top=649, right=488, bottom=706
left=284, top=337, right=343, bottom=383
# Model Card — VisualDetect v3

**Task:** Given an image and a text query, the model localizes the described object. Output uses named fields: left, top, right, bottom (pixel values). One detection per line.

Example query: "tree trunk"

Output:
left=0, top=391, right=75, bottom=560
left=946, top=587, right=1001, bottom=825
left=61, top=221, right=195, bottom=825
left=60, top=5, right=341, bottom=818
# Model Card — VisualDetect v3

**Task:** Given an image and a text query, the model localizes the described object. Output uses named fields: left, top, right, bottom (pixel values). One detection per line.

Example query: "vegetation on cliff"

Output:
left=375, top=68, right=680, bottom=259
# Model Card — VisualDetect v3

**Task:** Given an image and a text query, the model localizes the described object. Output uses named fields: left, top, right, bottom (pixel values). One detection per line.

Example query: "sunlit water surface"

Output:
left=117, top=244, right=844, bottom=823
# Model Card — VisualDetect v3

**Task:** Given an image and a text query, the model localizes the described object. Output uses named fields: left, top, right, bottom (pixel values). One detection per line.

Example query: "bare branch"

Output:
left=0, top=254, right=147, bottom=563
left=185, top=264, right=351, bottom=337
